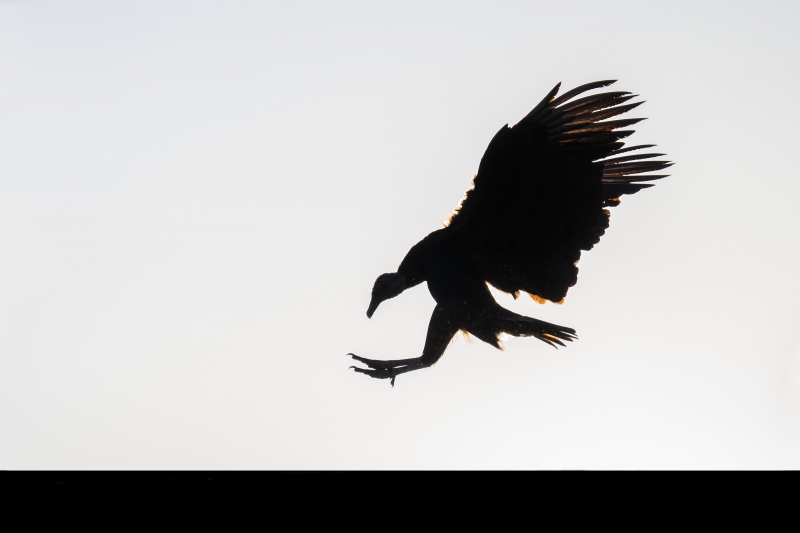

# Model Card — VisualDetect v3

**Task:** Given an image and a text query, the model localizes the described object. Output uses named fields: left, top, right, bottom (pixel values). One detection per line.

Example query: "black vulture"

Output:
left=349, top=80, right=671, bottom=385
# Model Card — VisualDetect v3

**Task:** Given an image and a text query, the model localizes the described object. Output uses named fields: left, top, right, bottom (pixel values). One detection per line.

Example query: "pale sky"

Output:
left=2, top=0, right=799, bottom=469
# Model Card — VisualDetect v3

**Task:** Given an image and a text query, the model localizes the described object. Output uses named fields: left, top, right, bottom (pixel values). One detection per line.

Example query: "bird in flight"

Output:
left=349, top=80, right=671, bottom=385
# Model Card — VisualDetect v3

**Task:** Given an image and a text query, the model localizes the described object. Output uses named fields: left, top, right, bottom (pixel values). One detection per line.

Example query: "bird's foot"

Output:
left=347, top=353, right=425, bottom=386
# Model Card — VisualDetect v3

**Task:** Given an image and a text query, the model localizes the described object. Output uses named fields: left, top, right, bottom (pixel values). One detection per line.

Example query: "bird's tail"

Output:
left=465, top=306, right=577, bottom=349
left=497, top=314, right=577, bottom=348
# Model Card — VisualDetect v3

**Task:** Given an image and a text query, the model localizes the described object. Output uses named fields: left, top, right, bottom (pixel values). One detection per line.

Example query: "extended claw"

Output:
left=348, top=352, right=388, bottom=370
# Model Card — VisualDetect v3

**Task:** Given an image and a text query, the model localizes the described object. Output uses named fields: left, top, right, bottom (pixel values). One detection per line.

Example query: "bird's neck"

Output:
left=398, top=228, right=451, bottom=289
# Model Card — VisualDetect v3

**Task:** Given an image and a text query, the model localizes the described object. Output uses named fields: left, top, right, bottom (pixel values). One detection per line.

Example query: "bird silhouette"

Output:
left=349, top=80, right=671, bottom=385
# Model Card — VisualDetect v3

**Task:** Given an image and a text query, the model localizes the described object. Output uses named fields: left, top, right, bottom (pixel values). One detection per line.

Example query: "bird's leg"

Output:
left=349, top=305, right=459, bottom=386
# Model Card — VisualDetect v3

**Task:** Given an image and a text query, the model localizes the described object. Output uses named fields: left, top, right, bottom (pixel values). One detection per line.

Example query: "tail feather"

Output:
left=464, top=306, right=577, bottom=350
left=498, top=314, right=577, bottom=348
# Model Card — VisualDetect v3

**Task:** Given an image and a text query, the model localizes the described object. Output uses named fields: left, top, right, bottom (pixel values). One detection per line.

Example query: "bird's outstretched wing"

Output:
left=446, top=80, right=671, bottom=303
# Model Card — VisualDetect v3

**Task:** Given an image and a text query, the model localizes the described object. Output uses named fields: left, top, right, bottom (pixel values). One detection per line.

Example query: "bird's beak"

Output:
left=367, top=297, right=380, bottom=319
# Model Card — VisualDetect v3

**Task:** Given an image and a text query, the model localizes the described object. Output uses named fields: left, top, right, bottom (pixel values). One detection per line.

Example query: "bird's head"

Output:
left=367, top=272, right=407, bottom=318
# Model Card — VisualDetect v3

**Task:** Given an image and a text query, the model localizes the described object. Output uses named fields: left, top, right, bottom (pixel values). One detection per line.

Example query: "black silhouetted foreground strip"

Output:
left=350, top=80, right=671, bottom=385
left=7, top=471, right=753, bottom=504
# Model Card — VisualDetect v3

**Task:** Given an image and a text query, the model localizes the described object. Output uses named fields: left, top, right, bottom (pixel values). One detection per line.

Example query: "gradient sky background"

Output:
left=2, top=0, right=799, bottom=469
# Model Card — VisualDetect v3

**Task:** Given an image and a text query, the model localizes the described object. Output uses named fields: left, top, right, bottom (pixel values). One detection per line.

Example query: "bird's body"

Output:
left=350, top=80, right=671, bottom=385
